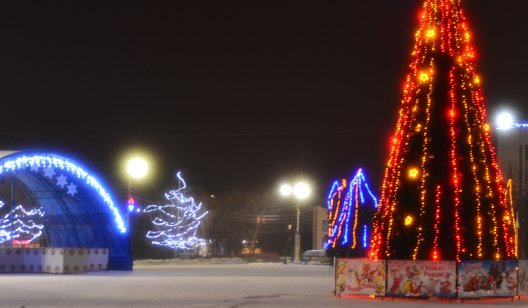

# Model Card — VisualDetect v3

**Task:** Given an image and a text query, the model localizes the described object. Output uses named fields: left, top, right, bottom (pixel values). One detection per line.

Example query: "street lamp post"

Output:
left=280, top=181, right=310, bottom=263
left=295, top=201, right=301, bottom=263
left=126, top=157, right=149, bottom=228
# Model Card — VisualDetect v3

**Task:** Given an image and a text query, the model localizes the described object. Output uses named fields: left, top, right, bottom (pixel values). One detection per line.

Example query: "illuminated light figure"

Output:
left=425, top=28, right=436, bottom=39
left=325, top=169, right=378, bottom=257
left=408, top=168, right=420, bottom=180
left=0, top=200, right=45, bottom=245
left=369, top=0, right=516, bottom=261
left=418, top=71, right=431, bottom=83
left=404, top=215, right=413, bottom=226
left=0, top=153, right=127, bottom=233
left=144, top=172, right=208, bottom=250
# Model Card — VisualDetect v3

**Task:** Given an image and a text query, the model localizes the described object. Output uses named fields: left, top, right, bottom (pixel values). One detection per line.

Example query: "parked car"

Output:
left=301, top=250, right=331, bottom=265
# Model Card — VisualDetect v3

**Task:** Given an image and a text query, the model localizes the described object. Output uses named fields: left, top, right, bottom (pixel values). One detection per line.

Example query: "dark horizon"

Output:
left=1, top=1, right=528, bottom=205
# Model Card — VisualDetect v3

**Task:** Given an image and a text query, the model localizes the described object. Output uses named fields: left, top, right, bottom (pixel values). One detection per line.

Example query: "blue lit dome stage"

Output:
left=0, top=151, right=131, bottom=270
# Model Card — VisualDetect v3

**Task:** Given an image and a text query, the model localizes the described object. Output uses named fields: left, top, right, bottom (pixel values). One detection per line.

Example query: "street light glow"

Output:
left=496, top=111, right=515, bottom=130
left=279, top=183, right=293, bottom=197
left=126, top=157, right=149, bottom=180
left=293, top=182, right=310, bottom=200
left=280, top=182, right=311, bottom=200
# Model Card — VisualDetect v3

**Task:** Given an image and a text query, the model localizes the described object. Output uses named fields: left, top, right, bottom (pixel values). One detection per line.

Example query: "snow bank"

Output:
left=134, top=257, right=248, bottom=266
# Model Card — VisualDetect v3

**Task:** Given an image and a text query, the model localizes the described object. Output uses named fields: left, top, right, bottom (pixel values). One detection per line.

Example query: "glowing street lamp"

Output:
left=279, top=181, right=311, bottom=262
left=127, top=157, right=149, bottom=181
left=496, top=111, right=515, bottom=130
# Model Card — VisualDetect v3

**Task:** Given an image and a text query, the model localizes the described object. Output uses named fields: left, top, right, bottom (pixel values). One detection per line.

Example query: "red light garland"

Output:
left=369, top=0, right=516, bottom=261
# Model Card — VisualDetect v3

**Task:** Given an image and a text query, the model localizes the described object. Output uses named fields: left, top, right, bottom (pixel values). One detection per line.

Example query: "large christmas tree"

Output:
left=369, top=0, right=516, bottom=261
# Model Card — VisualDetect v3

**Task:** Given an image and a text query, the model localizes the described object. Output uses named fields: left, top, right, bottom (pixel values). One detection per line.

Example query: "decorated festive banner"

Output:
left=335, top=258, right=385, bottom=296
left=386, top=260, right=456, bottom=298
left=518, top=260, right=528, bottom=296
left=457, top=260, right=518, bottom=298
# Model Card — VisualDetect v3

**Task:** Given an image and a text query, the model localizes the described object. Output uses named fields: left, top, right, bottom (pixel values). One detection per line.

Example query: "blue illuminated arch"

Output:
left=0, top=151, right=131, bottom=270
left=0, top=152, right=126, bottom=233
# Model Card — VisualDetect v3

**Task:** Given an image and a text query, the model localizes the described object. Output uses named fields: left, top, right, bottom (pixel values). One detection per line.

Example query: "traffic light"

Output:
left=127, top=197, right=136, bottom=213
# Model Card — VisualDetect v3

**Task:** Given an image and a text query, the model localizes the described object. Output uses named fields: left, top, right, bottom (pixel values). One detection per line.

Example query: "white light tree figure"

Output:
left=0, top=200, right=45, bottom=245
left=143, top=172, right=208, bottom=250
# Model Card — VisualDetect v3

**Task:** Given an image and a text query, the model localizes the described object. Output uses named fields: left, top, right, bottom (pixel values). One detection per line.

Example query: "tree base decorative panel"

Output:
left=0, top=247, right=108, bottom=274
left=336, top=258, right=522, bottom=300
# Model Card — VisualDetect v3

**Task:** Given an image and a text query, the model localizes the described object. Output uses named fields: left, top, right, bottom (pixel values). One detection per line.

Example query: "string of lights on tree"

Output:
left=143, top=172, right=208, bottom=250
left=369, top=0, right=516, bottom=261
left=506, top=179, right=517, bottom=257
left=325, top=169, right=378, bottom=257
left=0, top=200, right=45, bottom=245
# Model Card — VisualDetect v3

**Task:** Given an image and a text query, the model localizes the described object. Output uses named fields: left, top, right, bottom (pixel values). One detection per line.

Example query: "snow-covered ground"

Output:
left=0, top=262, right=526, bottom=307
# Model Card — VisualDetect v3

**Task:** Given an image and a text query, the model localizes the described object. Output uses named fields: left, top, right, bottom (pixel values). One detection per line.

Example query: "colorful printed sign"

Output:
left=386, top=260, right=456, bottom=298
left=335, top=258, right=385, bottom=296
left=457, top=260, right=518, bottom=298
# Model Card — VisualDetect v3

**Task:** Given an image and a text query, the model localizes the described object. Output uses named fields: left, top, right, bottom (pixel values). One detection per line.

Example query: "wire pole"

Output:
left=294, top=202, right=301, bottom=262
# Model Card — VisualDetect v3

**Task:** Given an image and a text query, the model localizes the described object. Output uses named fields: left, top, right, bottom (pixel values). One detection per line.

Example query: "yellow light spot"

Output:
left=408, top=168, right=419, bottom=179
left=474, top=75, right=481, bottom=85
left=404, top=215, right=414, bottom=226
left=483, top=124, right=490, bottom=132
left=419, top=72, right=430, bottom=83
left=425, top=28, right=436, bottom=39
left=464, top=32, right=471, bottom=42
left=415, top=123, right=422, bottom=132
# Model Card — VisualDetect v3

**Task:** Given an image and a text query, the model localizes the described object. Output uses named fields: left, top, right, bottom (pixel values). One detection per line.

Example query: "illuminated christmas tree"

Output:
left=143, top=172, right=208, bottom=250
left=369, top=0, right=516, bottom=261
left=325, top=169, right=378, bottom=257
left=0, top=200, right=45, bottom=245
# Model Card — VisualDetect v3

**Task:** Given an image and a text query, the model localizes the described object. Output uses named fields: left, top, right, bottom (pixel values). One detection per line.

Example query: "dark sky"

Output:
left=1, top=1, right=528, bottom=203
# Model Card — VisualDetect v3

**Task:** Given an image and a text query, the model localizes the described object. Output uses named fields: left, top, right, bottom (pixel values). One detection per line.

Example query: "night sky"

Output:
left=1, top=1, right=528, bottom=204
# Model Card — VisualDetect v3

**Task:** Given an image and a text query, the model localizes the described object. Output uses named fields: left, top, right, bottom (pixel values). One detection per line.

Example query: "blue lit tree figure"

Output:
left=143, top=172, right=208, bottom=251
left=325, top=169, right=378, bottom=257
left=0, top=200, right=45, bottom=246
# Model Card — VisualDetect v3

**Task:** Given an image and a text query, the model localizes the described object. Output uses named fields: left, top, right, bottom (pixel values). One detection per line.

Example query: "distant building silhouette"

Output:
left=312, top=206, right=327, bottom=250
